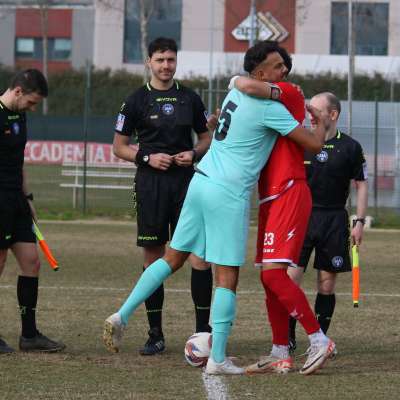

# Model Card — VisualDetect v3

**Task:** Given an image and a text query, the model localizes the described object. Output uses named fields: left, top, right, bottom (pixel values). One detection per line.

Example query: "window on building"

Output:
left=15, top=38, right=41, bottom=59
left=49, top=38, right=72, bottom=60
left=124, top=0, right=182, bottom=63
left=330, top=2, right=389, bottom=55
left=15, top=37, right=71, bottom=60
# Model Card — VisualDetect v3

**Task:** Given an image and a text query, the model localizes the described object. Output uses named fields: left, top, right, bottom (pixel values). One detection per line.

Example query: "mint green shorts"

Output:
left=170, top=173, right=250, bottom=266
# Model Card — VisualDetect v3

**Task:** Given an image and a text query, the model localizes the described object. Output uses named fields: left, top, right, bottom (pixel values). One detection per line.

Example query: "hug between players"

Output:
left=0, top=37, right=367, bottom=378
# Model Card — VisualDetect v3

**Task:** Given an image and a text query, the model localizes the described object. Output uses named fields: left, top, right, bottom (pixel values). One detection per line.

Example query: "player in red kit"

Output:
left=229, top=49, right=336, bottom=375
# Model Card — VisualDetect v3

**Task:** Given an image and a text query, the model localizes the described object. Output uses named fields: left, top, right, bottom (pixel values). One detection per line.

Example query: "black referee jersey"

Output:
left=114, top=81, right=208, bottom=162
left=304, top=129, right=367, bottom=209
left=0, top=101, right=27, bottom=191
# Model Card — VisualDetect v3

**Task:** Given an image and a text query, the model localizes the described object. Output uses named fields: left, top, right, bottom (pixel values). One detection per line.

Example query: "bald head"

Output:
left=312, top=92, right=341, bottom=117
left=309, top=92, right=341, bottom=136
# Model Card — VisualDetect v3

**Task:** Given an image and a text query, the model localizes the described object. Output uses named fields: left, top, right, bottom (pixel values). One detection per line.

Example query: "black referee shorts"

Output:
left=134, top=167, right=194, bottom=247
left=298, top=208, right=351, bottom=273
left=0, top=191, right=36, bottom=249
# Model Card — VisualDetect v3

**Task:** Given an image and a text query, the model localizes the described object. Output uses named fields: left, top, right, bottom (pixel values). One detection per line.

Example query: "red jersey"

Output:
left=258, top=82, right=306, bottom=202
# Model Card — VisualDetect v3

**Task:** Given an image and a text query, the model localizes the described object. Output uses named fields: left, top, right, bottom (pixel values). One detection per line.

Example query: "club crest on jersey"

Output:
left=162, top=103, right=174, bottom=115
left=12, top=122, right=20, bottom=135
left=331, top=256, right=343, bottom=269
left=316, top=150, right=328, bottom=163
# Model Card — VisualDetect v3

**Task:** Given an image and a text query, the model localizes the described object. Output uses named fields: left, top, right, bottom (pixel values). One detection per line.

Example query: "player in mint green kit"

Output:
left=103, top=41, right=324, bottom=375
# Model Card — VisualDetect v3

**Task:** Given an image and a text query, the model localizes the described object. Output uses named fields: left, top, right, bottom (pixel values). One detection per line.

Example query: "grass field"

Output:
left=0, top=222, right=399, bottom=400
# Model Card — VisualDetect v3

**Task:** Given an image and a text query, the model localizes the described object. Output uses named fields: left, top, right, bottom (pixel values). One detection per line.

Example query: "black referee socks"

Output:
left=191, top=267, right=213, bottom=333
left=315, top=293, right=336, bottom=334
left=143, top=267, right=164, bottom=332
left=17, top=276, right=39, bottom=338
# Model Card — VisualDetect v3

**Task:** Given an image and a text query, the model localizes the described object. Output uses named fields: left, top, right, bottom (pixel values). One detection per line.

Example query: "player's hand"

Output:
left=173, top=151, right=194, bottom=167
left=206, top=108, right=220, bottom=132
left=148, top=153, right=173, bottom=170
left=27, top=199, right=38, bottom=222
left=306, top=104, right=322, bottom=126
left=351, top=224, right=364, bottom=246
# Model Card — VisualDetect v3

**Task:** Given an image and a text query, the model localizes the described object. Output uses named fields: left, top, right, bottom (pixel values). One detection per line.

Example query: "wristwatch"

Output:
left=353, top=218, right=365, bottom=227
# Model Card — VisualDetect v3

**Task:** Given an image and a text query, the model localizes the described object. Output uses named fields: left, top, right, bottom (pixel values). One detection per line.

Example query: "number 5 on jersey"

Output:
left=215, top=101, right=238, bottom=141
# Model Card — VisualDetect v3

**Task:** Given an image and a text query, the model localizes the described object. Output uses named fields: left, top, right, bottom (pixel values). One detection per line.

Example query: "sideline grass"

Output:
left=0, top=223, right=399, bottom=399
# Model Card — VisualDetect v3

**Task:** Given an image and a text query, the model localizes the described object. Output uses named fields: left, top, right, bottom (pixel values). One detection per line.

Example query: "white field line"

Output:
left=202, top=371, right=230, bottom=400
left=0, top=285, right=399, bottom=298
left=40, top=220, right=400, bottom=233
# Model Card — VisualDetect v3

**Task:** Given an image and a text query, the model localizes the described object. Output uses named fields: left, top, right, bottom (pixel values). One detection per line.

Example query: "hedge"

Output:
left=0, top=65, right=399, bottom=116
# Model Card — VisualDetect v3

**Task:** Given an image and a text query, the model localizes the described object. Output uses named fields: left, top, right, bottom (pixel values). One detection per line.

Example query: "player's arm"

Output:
left=229, top=76, right=281, bottom=99
left=285, top=104, right=325, bottom=154
left=22, top=167, right=37, bottom=221
left=352, top=179, right=368, bottom=245
left=112, top=133, right=139, bottom=162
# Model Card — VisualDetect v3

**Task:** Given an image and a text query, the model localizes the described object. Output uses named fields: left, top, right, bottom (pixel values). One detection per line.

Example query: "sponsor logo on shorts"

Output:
left=162, top=103, right=174, bottom=115
left=331, top=256, right=344, bottom=269
left=138, top=235, right=158, bottom=241
left=5, top=234, right=11, bottom=240
left=115, top=113, right=125, bottom=131
left=316, top=150, right=328, bottom=163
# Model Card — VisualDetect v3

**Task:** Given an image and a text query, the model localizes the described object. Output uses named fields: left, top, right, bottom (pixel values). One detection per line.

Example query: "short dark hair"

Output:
left=148, top=37, right=178, bottom=58
left=276, top=45, right=292, bottom=75
left=244, top=40, right=282, bottom=73
left=10, top=69, right=48, bottom=97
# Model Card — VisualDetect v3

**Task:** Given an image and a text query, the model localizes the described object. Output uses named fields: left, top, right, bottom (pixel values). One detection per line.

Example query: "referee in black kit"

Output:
left=112, top=37, right=212, bottom=355
left=0, top=69, right=65, bottom=354
left=288, top=92, right=368, bottom=353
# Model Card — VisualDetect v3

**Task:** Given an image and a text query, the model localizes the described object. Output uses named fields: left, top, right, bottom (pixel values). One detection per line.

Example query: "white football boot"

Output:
left=103, top=313, right=126, bottom=353
left=299, top=339, right=336, bottom=375
left=205, top=357, right=244, bottom=375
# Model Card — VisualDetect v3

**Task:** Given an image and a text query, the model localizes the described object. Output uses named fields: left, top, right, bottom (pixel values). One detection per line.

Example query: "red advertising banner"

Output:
left=24, top=141, right=133, bottom=165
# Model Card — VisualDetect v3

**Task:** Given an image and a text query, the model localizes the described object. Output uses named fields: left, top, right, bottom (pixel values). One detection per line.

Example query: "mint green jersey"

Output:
left=198, top=88, right=299, bottom=199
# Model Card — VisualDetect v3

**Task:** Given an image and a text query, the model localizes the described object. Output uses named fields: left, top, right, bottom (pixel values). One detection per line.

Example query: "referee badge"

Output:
left=331, top=256, right=343, bottom=269
left=162, top=103, right=174, bottom=115
left=12, top=122, right=20, bottom=135
left=316, top=150, right=328, bottom=163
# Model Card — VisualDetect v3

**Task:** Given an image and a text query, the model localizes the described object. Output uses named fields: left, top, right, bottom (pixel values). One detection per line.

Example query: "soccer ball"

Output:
left=184, top=332, right=212, bottom=367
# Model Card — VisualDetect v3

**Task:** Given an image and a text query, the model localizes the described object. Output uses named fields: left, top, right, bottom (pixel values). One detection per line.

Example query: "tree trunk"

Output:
left=139, top=0, right=153, bottom=84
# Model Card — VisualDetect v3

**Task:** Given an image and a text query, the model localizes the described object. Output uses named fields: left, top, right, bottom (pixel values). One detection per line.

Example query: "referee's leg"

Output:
left=11, top=241, right=65, bottom=352
left=140, top=245, right=167, bottom=355
left=0, top=249, right=15, bottom=353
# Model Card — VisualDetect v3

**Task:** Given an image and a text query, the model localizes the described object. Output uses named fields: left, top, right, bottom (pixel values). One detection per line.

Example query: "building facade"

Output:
left=0, top=0, right=399, bottom=77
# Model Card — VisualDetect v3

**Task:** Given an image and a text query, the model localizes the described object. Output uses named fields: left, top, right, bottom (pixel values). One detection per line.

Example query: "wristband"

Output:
left=269, top=85, right=281, bottom=100
left=135, top=149, right=150, bottom=166
left=352, top=218, right=365, bottom=227
left=191, top=149, right=198, bottom=164
left=25, top=193, right=34, bottom=201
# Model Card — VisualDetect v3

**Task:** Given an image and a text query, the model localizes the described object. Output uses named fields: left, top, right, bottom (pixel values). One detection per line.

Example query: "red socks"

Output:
left=261, top=269, right=320, bottom=335
left=264, top=284, right=289, bottom=345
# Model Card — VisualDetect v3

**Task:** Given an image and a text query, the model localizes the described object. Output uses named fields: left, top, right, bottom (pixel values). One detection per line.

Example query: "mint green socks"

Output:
left=118, top=259, right=172, bottom=325
left=210, top=287, right=237, bottom=363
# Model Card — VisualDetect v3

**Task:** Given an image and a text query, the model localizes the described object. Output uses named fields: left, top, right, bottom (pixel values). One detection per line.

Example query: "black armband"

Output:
left=135, top=149, right=150, bottom=166
left=25, top=193, right=34, bottom=201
